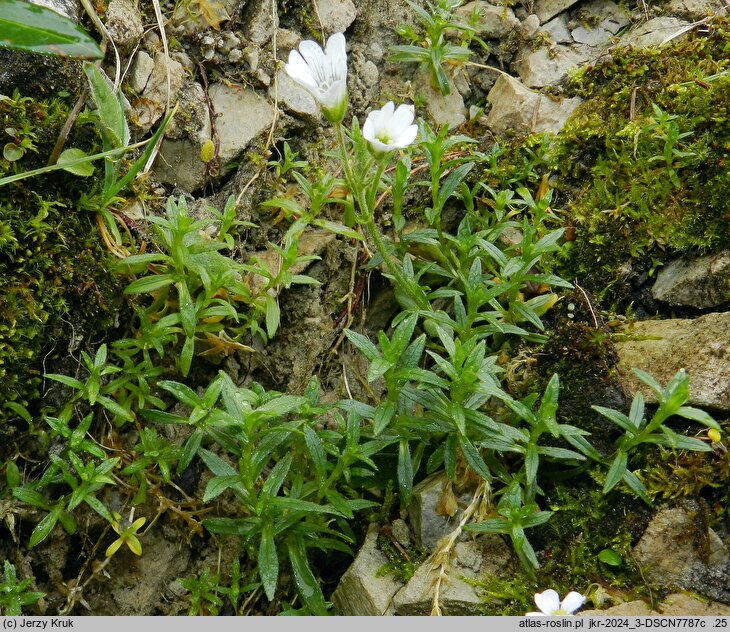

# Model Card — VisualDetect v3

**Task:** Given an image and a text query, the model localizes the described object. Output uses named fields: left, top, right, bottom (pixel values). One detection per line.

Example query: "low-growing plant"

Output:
left=0, top=560, right=45, bottom=616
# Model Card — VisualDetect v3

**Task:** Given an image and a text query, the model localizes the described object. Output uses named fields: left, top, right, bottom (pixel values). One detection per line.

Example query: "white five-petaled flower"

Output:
left=362, top=101, right=418, bottom=155
left=526, top=589, right=585, bottom=616
left=284, top=32, right=348, bottom=123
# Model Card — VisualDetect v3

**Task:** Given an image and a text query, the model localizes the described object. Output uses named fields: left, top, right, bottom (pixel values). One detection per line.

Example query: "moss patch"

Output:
left=0, top=92, right=123, bottom=420
left=551, top=17, right=730, bottom=306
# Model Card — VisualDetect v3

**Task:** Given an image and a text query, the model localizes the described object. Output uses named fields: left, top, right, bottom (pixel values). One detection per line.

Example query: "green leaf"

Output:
left=603, top=450, right=628, bottom=494
left=180, top=336, right=195, bottom=378
left=29, top=508, right=59, bottom=548
left=675, top=406, right=720, bottom=430
left=598, top=548, right=622, bottom=566
left=158, top=380, right=200, bottom=408
left=176, top=281, right=196, bottom=338
left=592, top=405, right=636, bottom=434
left=397, top=439, right=414, bottom=506
left=265, top=294, right=280, bottom=338
left=203, top=475, right=243, bottom=503
left=459, top=435, right=491, bottom=482
left=44, top=373, right=84, bottom=390
left=372, top=400, right=396, bottom=435
left=0, top=0, right=103, bottom=59
left=287, top=537, right=329, bottom=615
left=367, top=357, right=394, bottom=383
left=261, top=453, right=292, bottom=498
left=303, top=425, right=326, bottom=482
left=57, top=148, right=95, bottom=176
left=259, top=525, right=279, bottom=601
left=84, top=62, right=129, bottom=151
left=631, top=368, right=664, bottom=396
left=437, top=162, right=473, bottom=211
left=124, top=274, right=174, bottom=294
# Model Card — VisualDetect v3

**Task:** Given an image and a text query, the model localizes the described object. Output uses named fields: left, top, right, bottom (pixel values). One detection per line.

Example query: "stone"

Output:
left=29, top=0, right=78, bottom=20
left=520, top=14, right=541, bottom=38
left=571, top=24, right=614, bottom=48
left=272, top=70, right=319, bottom=120
left=632, top=500, right=730, bottom=602
left=665, top=0, right=727, bottom=18
left=331, top=524, right=402, bottom=615
left=153, top=81, right=212, bottom=191
left=485, top=74, right=582, bottom=135
left=652, top=251, right=730, bottom=309
left=409, top=472, right=468, bottom=549
left=104, top=0, right=144, bottom=53
left=242, top=0, right=278, bottom=46
left=534, top=0, right=580, bottom=24
left=456, top=2, right=520, bottom=39
left=132, top=53, right=186, bottom=133
left=581, top=594, right=730, bottom=616
left=415, top=70, right=467, bottom=130
left=392, top=536, right=513, bottom=615
left=615, top=312, right=730, bottom=412
left=207, top=83, right=275, bottom=166
left=541, top=16, right=571, bottom=43
left=620, top=17, right=691, bottom=49
left=127, top=51, right=155, bottom=93
left=318, top=0, right=358, bottom=33
left=390, top=519, right=411, bottom=549
left=514, top=45, right=589, bottom=87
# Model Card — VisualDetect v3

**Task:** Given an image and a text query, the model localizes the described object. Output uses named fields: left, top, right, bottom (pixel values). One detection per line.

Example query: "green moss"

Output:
left=549, top=17, right=730, bottom=306
left=0, top=93, right=123, bottom=419
left=643, top=444, right=730, bottom=525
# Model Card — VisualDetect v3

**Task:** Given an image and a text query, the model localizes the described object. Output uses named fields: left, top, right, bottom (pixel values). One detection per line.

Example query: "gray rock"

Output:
left=104, top=0, right=144, bottom=53
left=632, top=500, right=730, bottom=602
left=415, top=70, right=467, bottom=130
left=133, top=53, right=186, bottom=133
left=456, top=2, right=520, bottom=39
left=652, top=251, right=730, bottom=309
left=571, top=24, right=614, bottom=47
left=520, top=14, right=541, bottom=38
left=620, top=17, right=691, bottom=49
left=127, top=51, right=155, bottom=94
left=391, top=519, right=411, bottom=549
left=665, top=0, right=727, bottom=18
left=242, top=0, right=278, bottom=46
left=534, top=0, right=581, bottom=24
left=153, top=82, right=212, bottom=191
left=580, top=593, right=730, bottom=616
left=392, top=536, right=513, bottom=615
left=541, top=16, right=572, bottom=43
left=514, top=45, right=589, bottom=87
left=273, top=70, right=319, bottom=120
left=29, top=0, right=78, bottom=20
left=485, top=74, right=582, bottom=135
left=318, top=0, right=358, bottom=33
left=615, top=312, right=730, bottom=412
left=153, top=138, right=208, bottom=192
left=409, top=472, right=469, bottom=549
left=331, top=524, right=402, bottom=615
left=208, top=83, right=275, bottom=166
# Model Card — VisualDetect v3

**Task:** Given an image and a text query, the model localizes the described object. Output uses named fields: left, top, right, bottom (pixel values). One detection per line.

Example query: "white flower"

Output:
left=284, top=32, right=348, bottom=123
left=526, top=589, right=585, bottom=616
left=362, top=101, right=418, bottom=155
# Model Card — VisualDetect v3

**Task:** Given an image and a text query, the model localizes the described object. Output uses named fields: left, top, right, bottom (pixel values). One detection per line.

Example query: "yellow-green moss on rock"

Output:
left=0, top=93, right=123, bottom=420
left=551, top=17, right=730, bottom=305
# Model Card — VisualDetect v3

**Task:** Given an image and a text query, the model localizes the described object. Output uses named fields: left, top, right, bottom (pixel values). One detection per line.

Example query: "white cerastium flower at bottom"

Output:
left=284, top=32, right=348, bottom=124
left=526, top=589, right=586, bottom=616
left=362, top=101, right=419, bottom=155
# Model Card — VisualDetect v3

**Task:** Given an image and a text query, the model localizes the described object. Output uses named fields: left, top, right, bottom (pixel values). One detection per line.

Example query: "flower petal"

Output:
left=525, top=613, right=549, bottom=617
left=390, top=103, right=415, bottom=134
left=285, top=51, right=317, bottom=92
left=561, top=592, right=585, bottom=614
left=325, top=32, right=347, bottom=78
left=297, top=39, right=326, bottom=72
left=319, top=79, right=347, bottom=110
left=393, top=123, right=418, bottom=148
left=534, top=589, right=561, bottom=615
